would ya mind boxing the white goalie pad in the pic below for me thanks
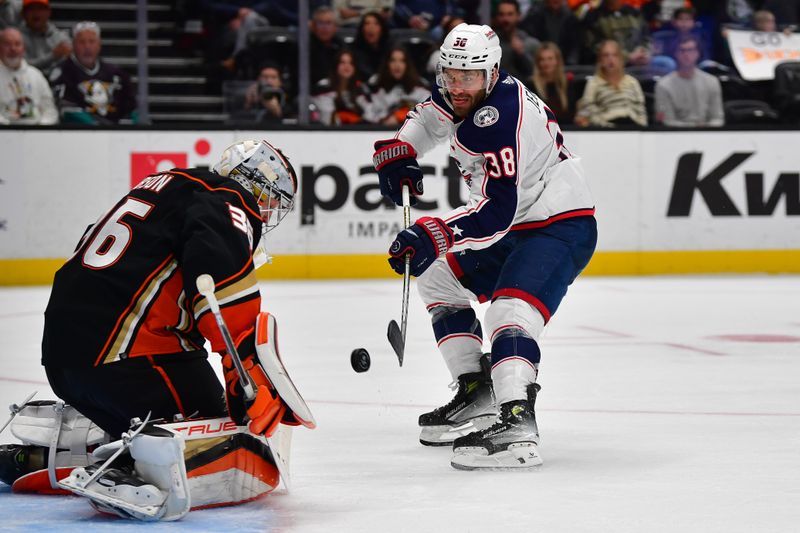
[11,400,107,452]
[162,417,289,504]
[6,397,108,491]
[59,423,190,522]
[255,311,316,429]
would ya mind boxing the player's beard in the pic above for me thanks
[450,89,486,118]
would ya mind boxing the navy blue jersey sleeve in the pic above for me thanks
[444,77,523,250]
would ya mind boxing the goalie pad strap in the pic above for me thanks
[47,401,64,489]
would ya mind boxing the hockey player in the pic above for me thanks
[0,139,315,519]
[373,24,597,470]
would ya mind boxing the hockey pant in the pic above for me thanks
[418,260,542,405]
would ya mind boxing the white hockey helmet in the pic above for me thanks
[436,23,502,94]
[214,139,297,235]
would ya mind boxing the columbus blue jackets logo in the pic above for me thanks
[474,106,499,128]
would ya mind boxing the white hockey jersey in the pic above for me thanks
[396,71,594,252]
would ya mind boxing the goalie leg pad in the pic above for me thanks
[59,423,190,522]
[3,398,108,493]
[255,312,316,429]
[160,417,283,509]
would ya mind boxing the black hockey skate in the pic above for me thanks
[65,461,166,519]
[0,444,47,486]
[418,357,497,446]
[450,384,543,470]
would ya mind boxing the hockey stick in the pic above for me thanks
[0,390,37,436]
[387,185,412,366]
[195,274,292,492]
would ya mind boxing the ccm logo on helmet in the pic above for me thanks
[453,37,468,48]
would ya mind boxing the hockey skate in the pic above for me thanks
[450,384,543,470]
[418,358,497,446]
[66,462,167,520]
[0,444,46,486]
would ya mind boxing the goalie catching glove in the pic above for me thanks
[373,139,424,206]
[223,312,315,437]
[388,216,454,277]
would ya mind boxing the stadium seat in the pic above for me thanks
[773,62,800,124]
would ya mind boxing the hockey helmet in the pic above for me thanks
[214,140,297,234]
[436,23,502,94]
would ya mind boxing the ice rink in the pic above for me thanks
[1,276,799,533]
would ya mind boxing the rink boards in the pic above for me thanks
[1,129,798,284]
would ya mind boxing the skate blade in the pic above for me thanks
[59,473,164,521]
[419,416,497,446]
[450,443,543,471]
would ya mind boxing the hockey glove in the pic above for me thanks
[223,352,292,437]
[373,139,424,206]
[388,216,454,277]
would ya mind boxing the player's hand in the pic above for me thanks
[388,217,453,277]
[223,353,295,437]
[373,139,423,206]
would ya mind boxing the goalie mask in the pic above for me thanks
[436,23,502,97]
[214,140,297,235]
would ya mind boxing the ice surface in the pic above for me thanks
[1,277,799,533]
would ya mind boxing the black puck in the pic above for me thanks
[351,348,371,373]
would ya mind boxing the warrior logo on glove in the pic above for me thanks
[373,139,424,206]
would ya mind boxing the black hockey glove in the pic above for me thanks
[373,139,424,206]
[388,217,454,277]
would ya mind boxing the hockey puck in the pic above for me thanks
[351,348,371,373]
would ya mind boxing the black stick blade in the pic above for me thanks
[387,320,404,367]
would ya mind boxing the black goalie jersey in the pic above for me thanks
[42,168,263,368]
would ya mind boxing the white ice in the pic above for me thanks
[1,276,799,533]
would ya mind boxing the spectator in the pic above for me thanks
[352,11,391,80]
[575,39,648,127]
[763,0,800,27]
[0,27,57,124]
[581,0,651,66]
[394,0,450,31]
[521,0,581,64]
[311,49,371,125]
[651,7,713,69]
[196,1,270,73]
[310,5,345,85]
[49,22,136,124]
[1,0,21,29]
[654,34,723,126]
[527,41,575,124]
[240,62,295,124]
[365,45,430,124]
[752,9,782,33]
[333,0,394,27]
[19,0,69,75]
[492,0,540,80]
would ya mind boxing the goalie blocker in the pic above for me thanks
[1,312,314,521]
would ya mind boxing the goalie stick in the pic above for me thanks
[195,274,292,492]
[387,185,411,366]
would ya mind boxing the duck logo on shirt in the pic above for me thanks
[78,77,121,117]
[474,105,499,128]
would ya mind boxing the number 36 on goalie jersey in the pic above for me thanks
[43,168,265,368]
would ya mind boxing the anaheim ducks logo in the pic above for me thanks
[474,106,499,128]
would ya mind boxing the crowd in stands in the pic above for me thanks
[0,0,135,125]
[2,0,800,127]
